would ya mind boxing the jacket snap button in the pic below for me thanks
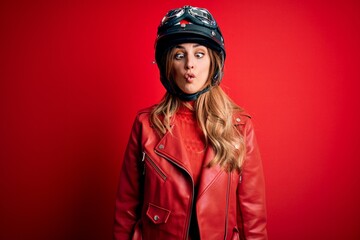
[158,144,164,149]
[153,215,160,221]
[236,117,241,122]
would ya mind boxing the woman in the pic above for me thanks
[114,5,268,240]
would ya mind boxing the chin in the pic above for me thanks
[181,87,200,94]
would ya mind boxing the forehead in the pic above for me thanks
[174,43,207,49]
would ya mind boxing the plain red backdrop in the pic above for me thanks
[1,0,360,239]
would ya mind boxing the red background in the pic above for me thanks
[1,0,360,239]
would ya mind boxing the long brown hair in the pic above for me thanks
[150,46,245,172]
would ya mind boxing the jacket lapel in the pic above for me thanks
[196,146,224,199]
[196,112,247,198]
[154,119,226,197]
[154,124,193,177]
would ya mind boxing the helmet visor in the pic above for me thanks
[160,6,217,29]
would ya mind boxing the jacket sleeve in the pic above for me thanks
[237,116,268,240]
[113,114,144,240]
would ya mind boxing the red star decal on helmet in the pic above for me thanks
[179,19,190,25]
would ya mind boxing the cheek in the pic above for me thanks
[201,61,211,77]
[172,64,182,78]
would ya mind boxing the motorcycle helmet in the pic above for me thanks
[155,5,226,100]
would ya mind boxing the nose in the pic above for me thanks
[185,55,194,69]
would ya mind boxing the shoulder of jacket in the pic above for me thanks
[135,104,157,123]
[233,109,252,126]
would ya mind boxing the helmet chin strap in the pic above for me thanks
[174,85,211,101]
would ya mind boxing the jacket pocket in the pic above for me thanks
[143,152,167,181]
[146,203,171,224]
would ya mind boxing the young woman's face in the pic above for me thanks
[171,43,211,95]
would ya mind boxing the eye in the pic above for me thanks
[174,52,185,60]
[195,52,205,58]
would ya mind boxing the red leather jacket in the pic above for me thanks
[114,107,268,240]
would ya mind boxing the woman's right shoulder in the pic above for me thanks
[134,104,158,123]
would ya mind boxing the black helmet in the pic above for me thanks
[155,6,226,100]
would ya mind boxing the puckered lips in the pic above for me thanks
[184,72,195,83]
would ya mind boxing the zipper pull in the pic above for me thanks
[141,152,146,175]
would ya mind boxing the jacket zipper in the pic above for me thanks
[143,152,167,180]
[224,173,231,240]
[155,149,194,240]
